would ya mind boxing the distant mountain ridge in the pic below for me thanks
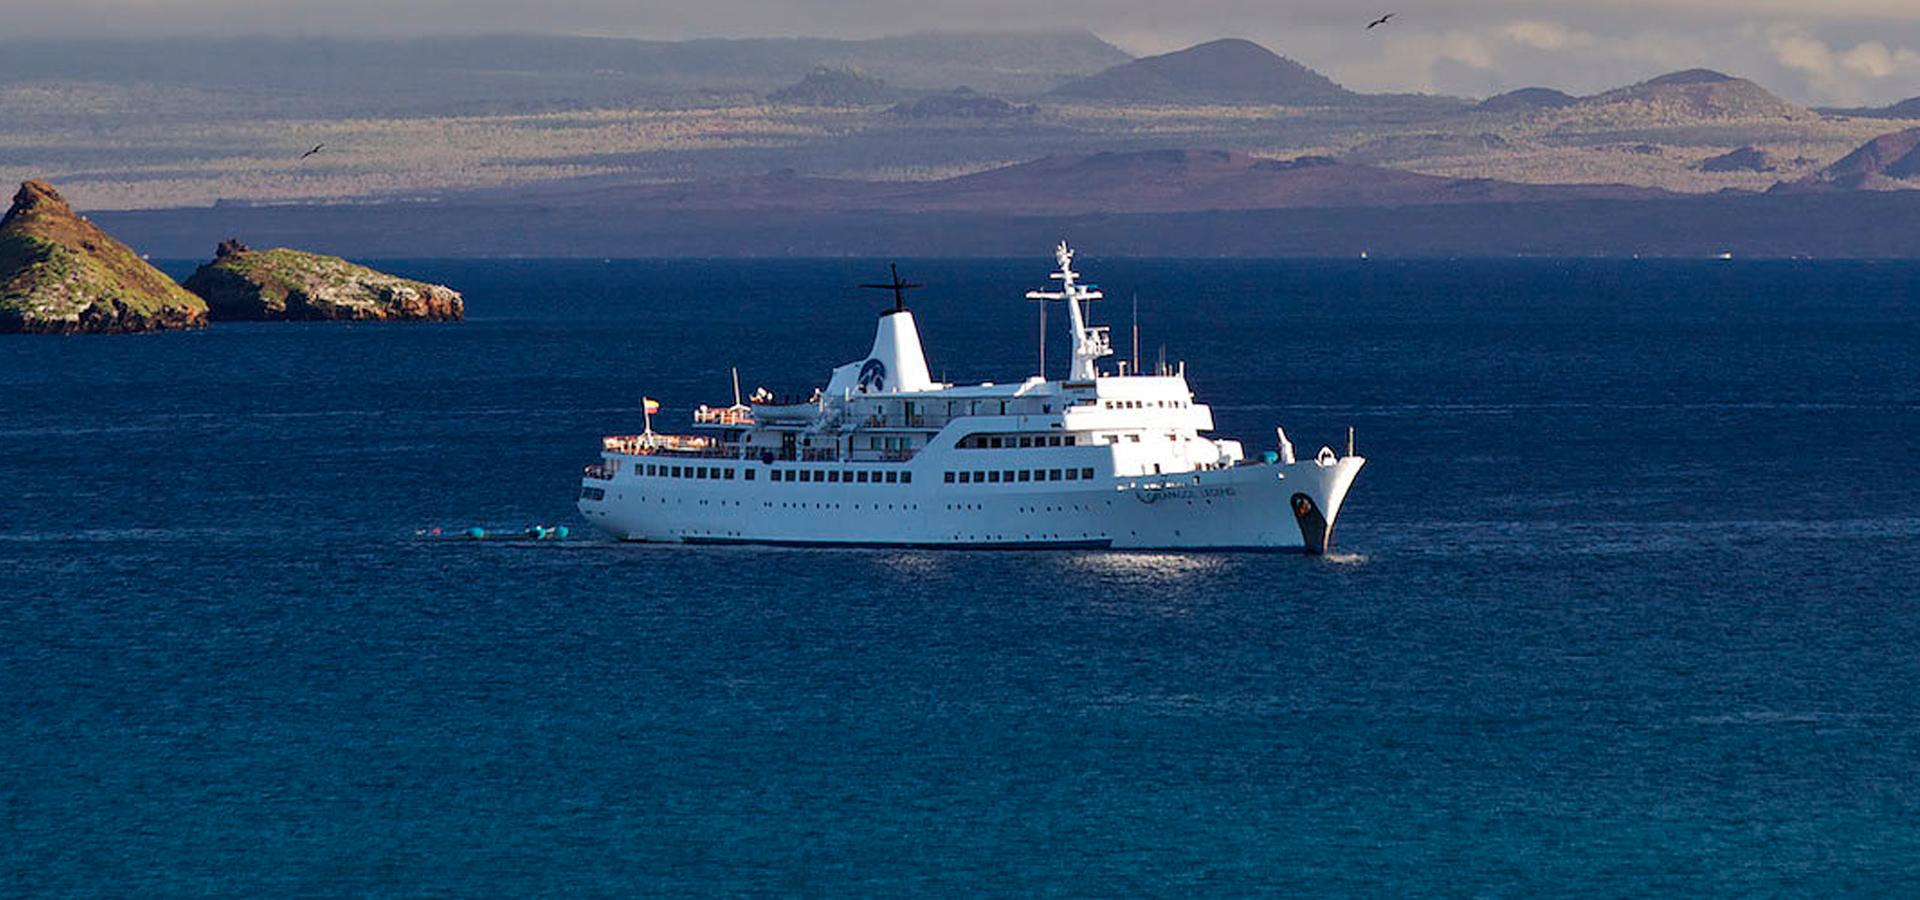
[1574,69,1807,120]
[495,147,1668,215]
[768,67,896,106]
[1477,88,1578,113]
[1473,69,1808,123]
[1775,127,1920,191]
[1818,97,1920,119]
[0,31,1131,115]
[1050,39,1354,105]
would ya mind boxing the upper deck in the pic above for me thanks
[597,243,1239,477]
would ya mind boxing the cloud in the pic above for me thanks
[1501,21,1592,52]
[1764,26,1920,103]
[1324,29,1501,95]
[1839,41,1920,78]
[1771,29,1838,77]
[1842,43,1897,77]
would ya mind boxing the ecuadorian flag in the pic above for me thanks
[643,398,661,414]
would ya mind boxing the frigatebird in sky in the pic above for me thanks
[1366,13,1395,29]
[300,143,325,160]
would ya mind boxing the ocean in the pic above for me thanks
[5,258,1919,894]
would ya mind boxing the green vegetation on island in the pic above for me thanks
[0,180,207,334]
[181,240,462,322]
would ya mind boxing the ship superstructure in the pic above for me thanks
[577,243,1364,552]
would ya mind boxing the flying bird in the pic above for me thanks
[1366,13,1395,29]
[299,143,325,160]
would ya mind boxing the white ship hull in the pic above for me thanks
[580,455,1363,552]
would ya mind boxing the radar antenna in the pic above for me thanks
[859,263,922,313]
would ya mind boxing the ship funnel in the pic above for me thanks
[862,309,935,393]
[828,308,937,396]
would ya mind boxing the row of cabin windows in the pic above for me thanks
[945,467,1096,484]
[959,434,1078,450]
[1104,399,1186,409]
[641,463,753,481]
[772,468,911,484]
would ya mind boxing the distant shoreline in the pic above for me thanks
[97,192,1920,260]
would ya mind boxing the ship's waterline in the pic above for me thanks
[579,243,1364,551]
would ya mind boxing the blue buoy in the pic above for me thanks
[1262,451,1279,464]
[467,527,486,539]
[555,526,570,540]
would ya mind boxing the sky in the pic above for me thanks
[9,0,1920,105]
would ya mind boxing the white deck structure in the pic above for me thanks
[578,244,1365,552]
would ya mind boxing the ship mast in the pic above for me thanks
[1025,241,1111,381]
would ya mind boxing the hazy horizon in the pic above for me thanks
[5,1,1919,105]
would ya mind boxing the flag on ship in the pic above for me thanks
[643,398,660,414]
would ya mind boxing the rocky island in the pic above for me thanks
[0,180,208,334]
[182,240,462,322]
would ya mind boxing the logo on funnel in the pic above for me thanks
[858,358,887,392]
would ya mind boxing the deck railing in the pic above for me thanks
[693,405,755,426]
[602,433,716,455]
[600,435,923,465]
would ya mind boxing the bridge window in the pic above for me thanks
[945,472,955,483]
[1082,467,1094,479]
[744,469,755,481]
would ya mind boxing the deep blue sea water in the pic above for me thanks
[4,258,1919,895]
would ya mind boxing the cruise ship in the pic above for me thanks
[577,243,1365,552]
